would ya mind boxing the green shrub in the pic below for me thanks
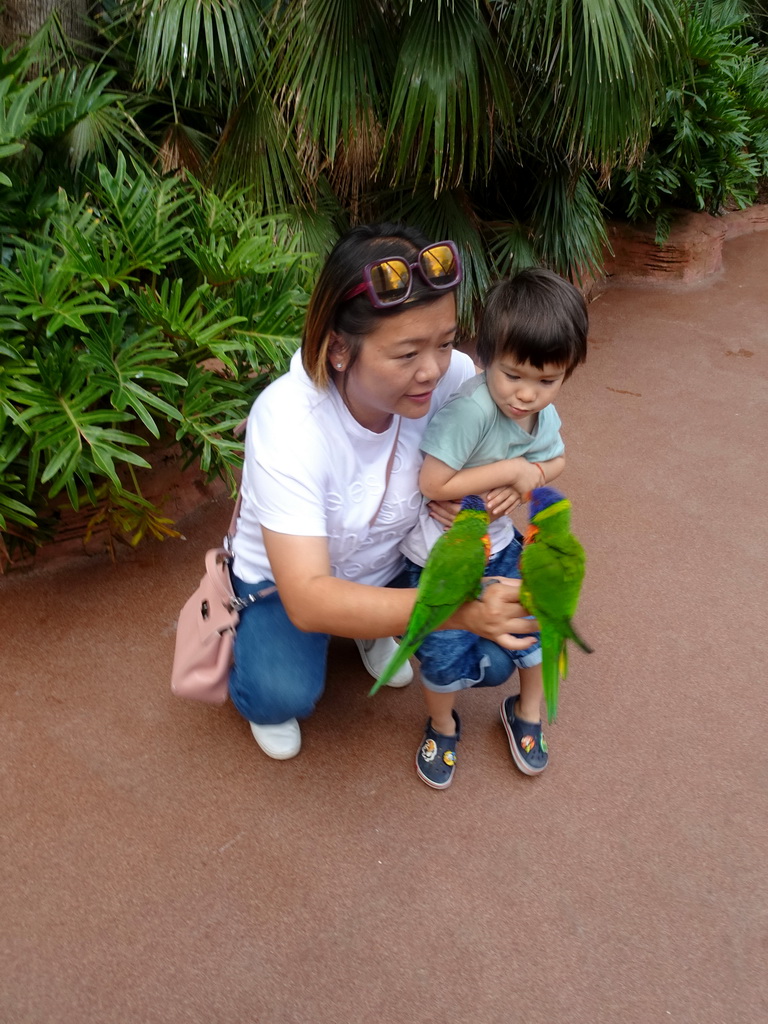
[610,0,768,240]
[0,42,312,565]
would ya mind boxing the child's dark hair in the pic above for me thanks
[475,268,588,378]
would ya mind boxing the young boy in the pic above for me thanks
[399,267,588,789]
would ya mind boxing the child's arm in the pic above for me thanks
[420,453,565,504]
[486,455,565,514]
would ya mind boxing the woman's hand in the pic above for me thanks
[447,576,539,651]
[485,460,543,517]
[485,485,524,518]
[426,498,461,529]
[428,492,522,525]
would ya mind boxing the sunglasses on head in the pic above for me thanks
[342,241,462,308]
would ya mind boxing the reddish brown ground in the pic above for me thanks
[1,232,766,1024]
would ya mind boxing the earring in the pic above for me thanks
[336,362,344,369]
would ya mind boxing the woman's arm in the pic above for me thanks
[262,528,537,651]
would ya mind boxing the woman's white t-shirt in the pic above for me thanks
[231,349,475,587]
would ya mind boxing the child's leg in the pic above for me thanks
[415,628,520,789]
[416,684,461,790]
[500,662,548,776]
[517,663,543,723]
[422,686,458,736]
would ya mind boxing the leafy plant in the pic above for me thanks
[610,0,768,238]
[109,0,686,296]
[4,1,768,565]
[0,37,312,565]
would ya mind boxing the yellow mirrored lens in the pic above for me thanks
[420,245,456,283]
[369,259,410,301]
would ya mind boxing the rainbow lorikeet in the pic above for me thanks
[369,494,491,696]
[519,485,593,723]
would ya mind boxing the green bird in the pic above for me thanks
[369,494,491,696]
[519,485,593,723]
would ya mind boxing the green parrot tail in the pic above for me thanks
[543,671,559,724]
[368,641,416,697]
[566,619,594,655]
[540,627,562,724]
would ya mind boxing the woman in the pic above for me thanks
[229,223,537,759]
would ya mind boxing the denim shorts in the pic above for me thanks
[402,530,541,693]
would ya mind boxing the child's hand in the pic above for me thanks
[485,486,524,518]
[502,459,547,506]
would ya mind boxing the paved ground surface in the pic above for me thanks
[1,232,766,1024]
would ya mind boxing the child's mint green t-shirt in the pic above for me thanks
[400,373,565,566]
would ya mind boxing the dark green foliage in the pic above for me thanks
[115,0,689,292]
[3,1,768,562]
[610,1,768,240]
[0,34,311,563]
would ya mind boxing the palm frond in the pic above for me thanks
[502,0,684,172]
[271,0,394,197]
[133,0,270,108]
[7,11,77,72]
[156,121,212,177]
[529,169,608,282]
[486,219,539,278]
[383,0,515,193]
[209,84,305,210]
[284,178,349,268]
[0,73,42,187]
[18,63,151,180]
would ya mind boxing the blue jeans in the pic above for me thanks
[228,568,412,726]
[228,575,329,725]
[402,531,541,694]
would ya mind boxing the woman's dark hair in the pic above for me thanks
[302,222,459,387]
[475,268,588,378]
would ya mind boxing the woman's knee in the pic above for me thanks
[228,588,329,724]
[229,661,323,724]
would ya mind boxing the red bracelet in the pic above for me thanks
[533,462,545,484]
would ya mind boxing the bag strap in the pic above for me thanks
[368,417,401,528]
[226,493,242,543]
[212,420,280,609]
[224,417,248,549]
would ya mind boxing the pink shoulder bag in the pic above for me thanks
[170,495,273,705]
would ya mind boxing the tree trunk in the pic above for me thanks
[0,0,90,48]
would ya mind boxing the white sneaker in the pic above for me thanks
[249,718,301,759]
[354,637,414,688]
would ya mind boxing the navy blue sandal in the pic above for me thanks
[416,711,461,789]
[500,696,548,775]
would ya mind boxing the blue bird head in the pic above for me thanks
[529,486,566,518]
[460,494,486,512]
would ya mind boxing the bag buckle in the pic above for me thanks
[230,585,277,612]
